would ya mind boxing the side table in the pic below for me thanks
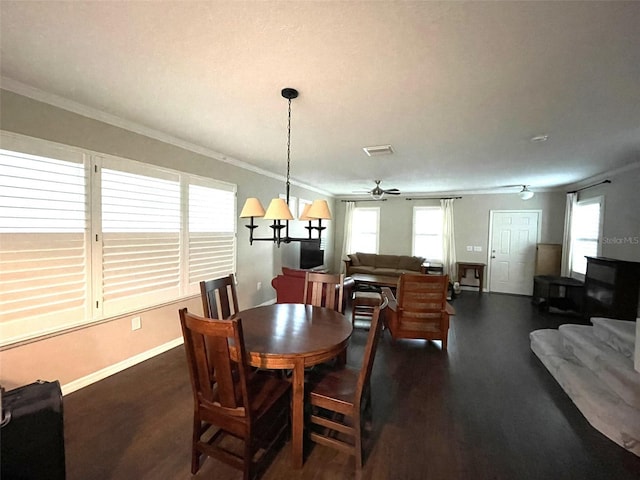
[457,262,486,293]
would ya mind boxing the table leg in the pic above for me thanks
[291,358,305,469]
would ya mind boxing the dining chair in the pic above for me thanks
[200,273,239,320]
[303,272,345,313]
[306,295,388,476]
[381,273,453,350]
[178,308,291,480]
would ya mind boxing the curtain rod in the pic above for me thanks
[568,179,611,194]
[340,198,387,202]
[405,196,462,200]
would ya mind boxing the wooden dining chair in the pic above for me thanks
[200,273,239,320]
[306,296,388,476]
[303,272,345,313]
[178,308,291,480]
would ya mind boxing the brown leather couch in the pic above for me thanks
[271,267,354,312]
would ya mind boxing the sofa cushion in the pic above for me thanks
[375,255,400,269]
[348,253,361,266]
[357,252,377,267]
[375,267,403,276]
[398,255,425,270]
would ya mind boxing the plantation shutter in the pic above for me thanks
[100,157,181,316]
[187,179,236,294]
[0,144,89,345]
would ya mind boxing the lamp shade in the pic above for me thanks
[299,203,312,221]
[306,199,332,220]
[264,198,294,220]
[239,197,266,218]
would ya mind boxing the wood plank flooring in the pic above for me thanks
[63,292,640,479]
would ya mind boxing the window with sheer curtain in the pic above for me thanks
[413,206,443,261]
[570,197,603,276]
[0,132,236,346]
[349,207,379,253]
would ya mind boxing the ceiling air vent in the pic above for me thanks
[363,144,394,156]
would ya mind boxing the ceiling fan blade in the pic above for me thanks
[384,190,401,195]
[383,188,400,192]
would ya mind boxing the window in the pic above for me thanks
[413,206,443,261]
[570,197,603,276]
[349,207,379,253]
[0,132,236,346]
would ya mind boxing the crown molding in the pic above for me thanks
[0,76,332,197]
[562,159,640,192]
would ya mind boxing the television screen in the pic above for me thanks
[300,242,324,269]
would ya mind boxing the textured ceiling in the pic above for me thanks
[1,1,639,197]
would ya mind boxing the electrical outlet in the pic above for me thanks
[131,316,141,331]
[474,246,482,252]
[256,281,262,291]
[466,246,473,251]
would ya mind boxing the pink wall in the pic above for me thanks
[0,297,202,392]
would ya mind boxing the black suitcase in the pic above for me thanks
[1,380,66,480]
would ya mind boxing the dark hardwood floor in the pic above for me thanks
[63,292,640,479]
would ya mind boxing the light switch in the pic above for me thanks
[474,246,482,252]
[466,246,473,251]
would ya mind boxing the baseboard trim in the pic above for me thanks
[61,337,184,396]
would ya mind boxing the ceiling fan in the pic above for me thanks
[356,180,401,200]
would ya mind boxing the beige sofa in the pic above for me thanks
[344,252,426,277]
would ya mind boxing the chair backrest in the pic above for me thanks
[303,272,345,313]
[179,308,251,419]
[356,295,388,406]
[200,274,239,319]
[396,274,449,321]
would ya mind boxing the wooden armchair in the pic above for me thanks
[381,274,454,350]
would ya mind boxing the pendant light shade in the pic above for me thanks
[239,197,266,218]
[306,199,332,220]
[299,203,312,221]
[264,198,294,220]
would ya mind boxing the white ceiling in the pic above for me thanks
[1,1,639,197]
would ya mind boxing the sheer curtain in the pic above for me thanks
[341,201,355,273]
[441,198,457,280]
[560,192,577,276]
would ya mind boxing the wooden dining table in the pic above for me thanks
[231,303,352,469]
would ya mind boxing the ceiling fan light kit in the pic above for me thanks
[518,185,535,200]
[239,88,331,246]
[367,180,401,200]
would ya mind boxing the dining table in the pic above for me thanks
[231,302,352,469]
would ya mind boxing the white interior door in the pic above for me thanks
[488,211,540,295]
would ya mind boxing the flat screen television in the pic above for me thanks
[299,242,324,270]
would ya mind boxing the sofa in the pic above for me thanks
[343,252,426,277]
[271,267,354,312]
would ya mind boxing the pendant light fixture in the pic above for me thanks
[239,88,331,245]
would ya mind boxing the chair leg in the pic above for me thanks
[191,416,201,474]
[354,414,363,472]
[243,439,253,480]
